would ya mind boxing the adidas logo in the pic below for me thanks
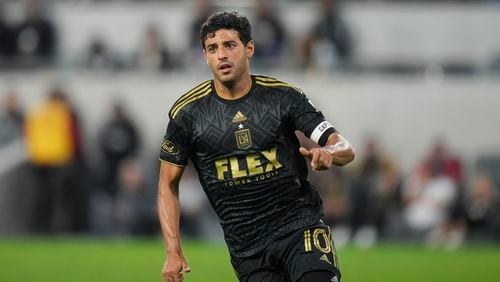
[320,254,332,265]
[232,111,247,123]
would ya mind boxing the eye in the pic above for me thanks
[226,43,235,49]
[207,46,216,53]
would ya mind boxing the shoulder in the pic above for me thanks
[169,79,213,120]
[253,75,304,95]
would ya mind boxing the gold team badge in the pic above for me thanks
[235,129,252,149]
[232,111,252,150]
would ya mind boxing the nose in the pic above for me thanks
[217,48,228,60]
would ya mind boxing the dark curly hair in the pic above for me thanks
[200,11,252,50]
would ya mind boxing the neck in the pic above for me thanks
[214,74,252,100]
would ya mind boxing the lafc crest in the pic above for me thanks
[233,111,252,149]
[235,129,252,149]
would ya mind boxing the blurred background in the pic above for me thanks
[0,0,499,278]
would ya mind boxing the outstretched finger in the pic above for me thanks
[299,147,310,158]
[310,149,321,170]
[317,152,325,168]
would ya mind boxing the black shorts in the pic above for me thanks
[230,222,341,282]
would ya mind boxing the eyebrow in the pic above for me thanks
[206,43,217,49]
[206,39,238,48]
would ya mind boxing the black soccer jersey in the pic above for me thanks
[160,75,336,257]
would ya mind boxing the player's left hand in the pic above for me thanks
[299,147,333,171]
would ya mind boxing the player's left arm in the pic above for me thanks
[300,131,355,170]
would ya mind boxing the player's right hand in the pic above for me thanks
[299,146,333,171]
[162,253,191,282]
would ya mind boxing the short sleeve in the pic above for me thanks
[289,91,336,147]
[159,119,191,166]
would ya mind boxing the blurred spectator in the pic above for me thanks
[189,0,215,50]
[402,157,459,243]
[317,167,350,227]
[372,160,405,239]
[133,24,174,72]
[185,0,216,71]
[112,158,157,236]
[476,155,500,193]
[300,0,353,71]
[349,138,402,245]
[251,0,286,69]
[53,88,89,232]
[465,172,500,240]
[14,0,57,67]
[0,91,30,235]
[25,91,74,173]
[98,101,141,197]
[422,139,467,246]
[423,139,465,187]
[0,3,16,67]
[24,90,78,232]
[0,91,24,147]
[84,36,122,71]
[0,90,27,179]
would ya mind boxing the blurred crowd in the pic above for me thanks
[308,137,500,248]
[3,0,498,75]
[0,0,356,72]
[0,0,499,248]
[2,0,500,74]
[1,84,500,248]
[0,89,158,236]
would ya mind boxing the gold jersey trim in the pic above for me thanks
[169,80,212,119]
[159,158,186,168]
[254,76,302,92]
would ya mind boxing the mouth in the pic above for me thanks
[219,63,232,73]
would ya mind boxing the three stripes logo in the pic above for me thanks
[232,111,247,123]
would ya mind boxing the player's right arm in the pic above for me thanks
[158,161,191,282]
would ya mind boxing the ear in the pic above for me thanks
[246,40,255,58]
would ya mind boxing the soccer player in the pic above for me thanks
[157,11,355,282]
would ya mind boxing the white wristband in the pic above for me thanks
[310,121,334,144]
